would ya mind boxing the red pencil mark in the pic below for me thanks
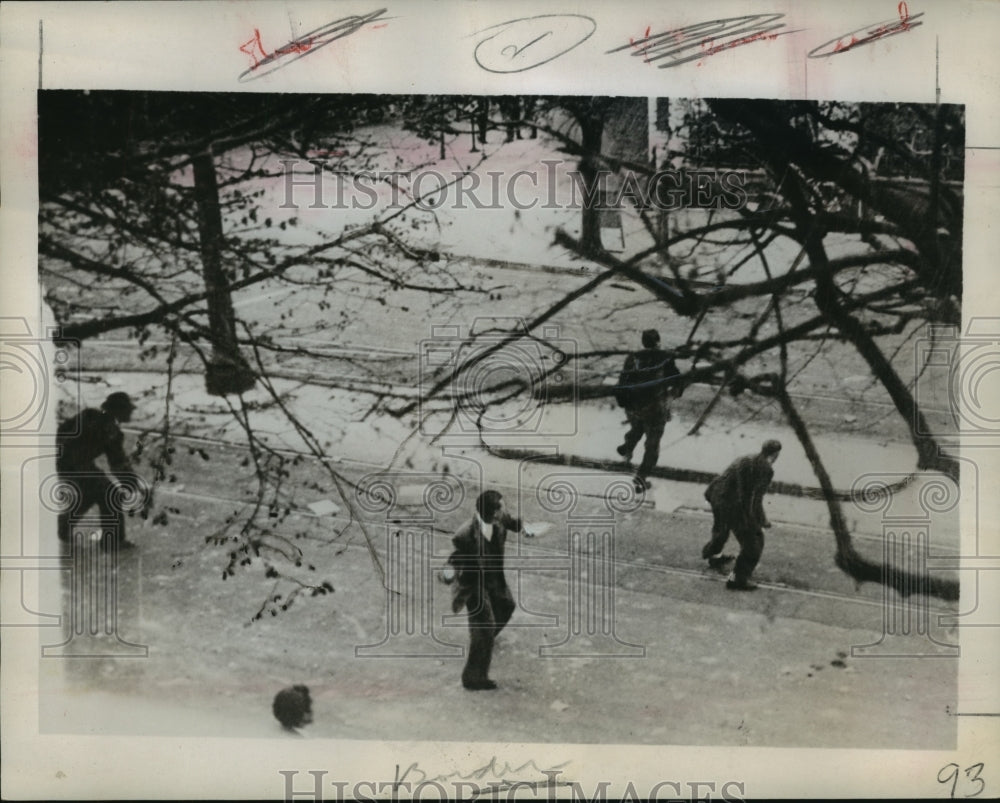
[237,9,390,81]
[865,3,916,40]
[610,14,800,69]
[832,34,862,53]
[700,29,782,58]
[239,28,315,69]
[629,26,654,63]
[238,29,269,69]
[808,3,924,59]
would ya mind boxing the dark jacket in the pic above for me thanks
[615,348,680,409]
[449,512,522,615]
[56,408,132,477]
[704,453,774,530]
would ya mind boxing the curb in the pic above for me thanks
[484,444,917,502]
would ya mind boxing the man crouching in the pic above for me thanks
[702,439,782,591]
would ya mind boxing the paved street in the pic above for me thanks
[33,130,965,751]
[37,368,961,748]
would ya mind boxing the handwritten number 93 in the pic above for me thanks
[938,763,986,798]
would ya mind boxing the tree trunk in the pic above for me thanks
[795,222,961,483]
[813,275,959,482]
[578,113,605,256]
[777,388,958,601]
[191,147,256,396]
[476,99,489,146]
[656,97,670,248]
[707,101,960,483]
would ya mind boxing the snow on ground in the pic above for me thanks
[222,120,882,285]
[29,119,963,753]
[61,367,960,547]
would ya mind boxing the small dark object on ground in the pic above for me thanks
[273,684,313,732]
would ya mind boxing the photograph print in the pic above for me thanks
[35,90,963,752]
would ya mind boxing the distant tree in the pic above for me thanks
[416,97,963,601]
[38,91,486,611]
[40,93,963,606]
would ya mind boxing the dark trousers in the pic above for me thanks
[462,584,515,685]
[732,527,764,583]
[622,404,669,478]
[56,469,126,548]
[701,508,764,583]
[701,507,733,559]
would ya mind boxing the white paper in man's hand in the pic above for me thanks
[522,522,551,538]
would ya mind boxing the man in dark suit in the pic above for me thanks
[56,391,146,551]
[701,439,782,590]
[448,489,527,690]
[615,329,681,492]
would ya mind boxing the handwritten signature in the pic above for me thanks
[392,757,572,794]
[608,13,802,68]
[808,2,924,58]
[238,9,390,82]
[473,14,596,73]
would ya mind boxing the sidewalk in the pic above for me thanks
[493,401,958,543]
[33,370,960,757]
[65,367,959,545]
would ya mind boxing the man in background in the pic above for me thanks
[56,391,146,551]
[615,329,681,492]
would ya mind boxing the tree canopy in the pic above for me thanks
[39,92,962,606]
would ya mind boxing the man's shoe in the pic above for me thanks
[616,444,633,461]
[633,476,651,492]
[462,679,498,691]
[707,554,734,570]
[726,578,758,591]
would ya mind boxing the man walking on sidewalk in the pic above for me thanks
[448,490,530,690]
[56,391,148,552]
[701,439,782,591]
[615,329,681,493]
